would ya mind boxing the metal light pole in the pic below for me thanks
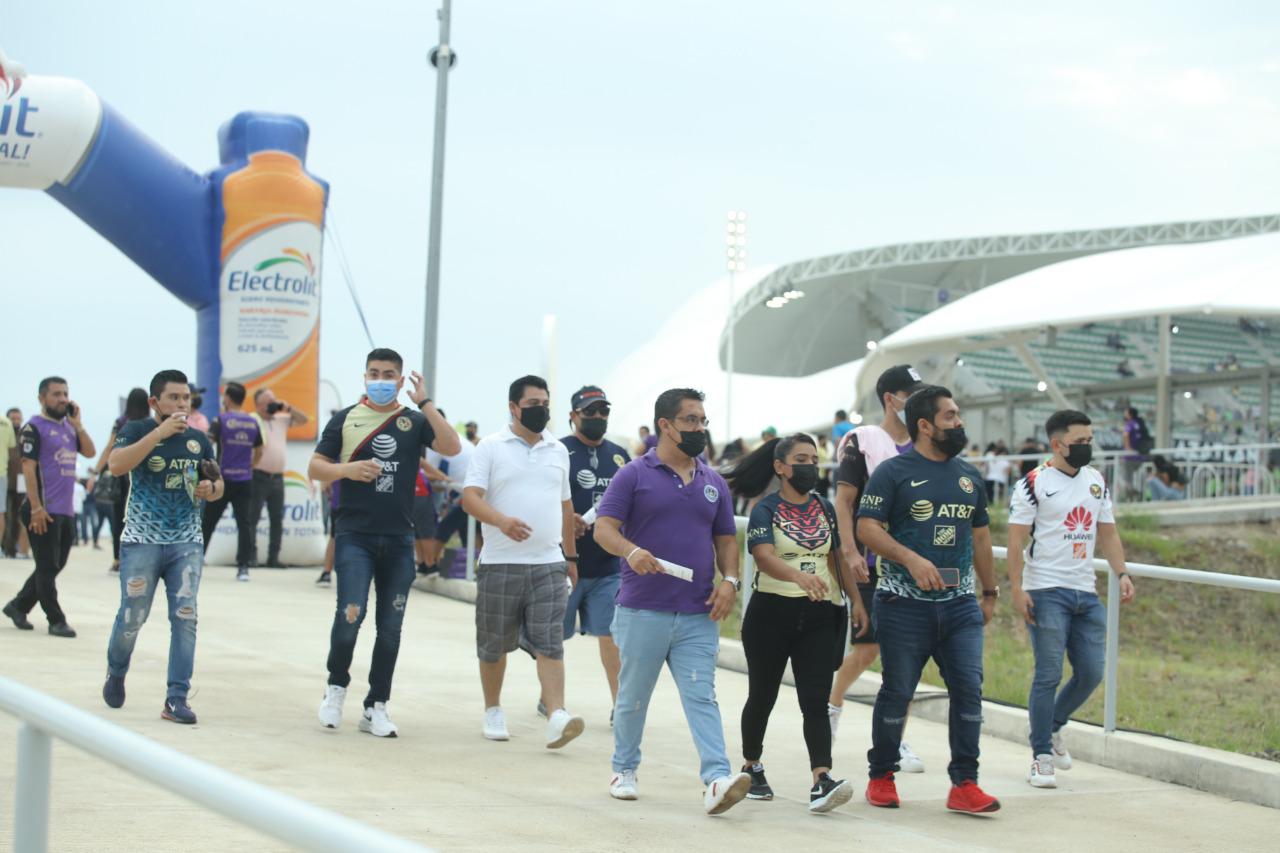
[725,211,747,444]
[421,0,456,394]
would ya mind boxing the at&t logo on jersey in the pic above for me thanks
[575,469,612,491]
[371,434,397,459]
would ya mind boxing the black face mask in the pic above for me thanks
[673,428,707,458]
[519,405,550,434]
[1065,443,1093,469]
[931,426,968,459]
[579,418,608,442]
[786,463,820,493]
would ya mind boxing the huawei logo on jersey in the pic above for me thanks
[1064,506,1093,532]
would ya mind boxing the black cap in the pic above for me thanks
[571,385,609,411]
[875,365,925,400]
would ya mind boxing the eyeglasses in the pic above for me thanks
[580,404,611,417]
[671,415,710,428]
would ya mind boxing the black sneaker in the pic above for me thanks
[48,622,77,638]
[3,601,33,630]
[315,570,331,586]
[744,763,774,800]
[237,567,250,582]
[162,696,197,724]
[103,675,126,709]
[809,772,853,814]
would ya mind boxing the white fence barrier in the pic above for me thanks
[0,676,431,853]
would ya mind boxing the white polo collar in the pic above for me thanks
[500,424,556,449]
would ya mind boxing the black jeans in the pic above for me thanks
[2,490,21,555]
[740,592,845,770]
[202,478,255,567]
[110,482,128,561]
[250,471,284,564]
[11,511,75,625]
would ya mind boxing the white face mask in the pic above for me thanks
[893,395,909,425]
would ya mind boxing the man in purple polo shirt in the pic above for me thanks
[594,388,751,816]
[202,381,263,581]
[3,377,96,637]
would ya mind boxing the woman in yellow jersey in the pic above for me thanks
[727,434,868,814]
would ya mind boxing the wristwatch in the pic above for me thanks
[722,576,741,591]
[564,555,579,563]
[982,587,1000,599]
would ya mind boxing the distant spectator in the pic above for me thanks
[1018,437,1044,478]
[1117,359,1134,378]
[984,448,1011,505]
[3,407,25,558]
[718,438,746,465]
[638,425,657,456]
[186,391,210,434]
[1105,333,1125,351]
[465,421,479,445]
[1145,459,1185,502]
[832,410,854,443]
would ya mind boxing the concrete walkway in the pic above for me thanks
[0,549,1274,852]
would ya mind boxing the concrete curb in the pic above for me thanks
[416,578,1279,810]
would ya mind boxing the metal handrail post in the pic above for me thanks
[465,512,476,581]
[1103,569,1121,734]
[14,722,51,853]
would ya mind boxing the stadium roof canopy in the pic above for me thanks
[721,214,1280,378]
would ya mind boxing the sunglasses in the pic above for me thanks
[580,404,611,417]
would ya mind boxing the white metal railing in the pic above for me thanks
[0,676,431,853]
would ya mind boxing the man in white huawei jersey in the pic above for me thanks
[1007,410,1136,789]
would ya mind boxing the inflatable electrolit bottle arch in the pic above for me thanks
[0,49,327,564]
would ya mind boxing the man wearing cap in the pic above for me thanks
[541,386,630,720]
[828,365,931,774]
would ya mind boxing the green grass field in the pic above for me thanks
[722,510,1280,759]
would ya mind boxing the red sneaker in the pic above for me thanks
[865,773,900,808]
[947,780,1000,814]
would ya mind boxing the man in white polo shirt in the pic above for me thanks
[463,375,585,750]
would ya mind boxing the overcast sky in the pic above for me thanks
[2,1,1277,446]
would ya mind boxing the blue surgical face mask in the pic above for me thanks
[366,380,399,406]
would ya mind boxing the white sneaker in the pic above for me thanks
[1028,753,1057,788]
[483,706,510,741]
[828,702,842,743]
[1051,730,1073,770]
[704,772,751,815]
[318,685,346,729]
[898,742,925,773]
[358,702,398,738]
[546,708,585,749]
[610,769,638,800]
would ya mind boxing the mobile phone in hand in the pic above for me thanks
[938,567,961,588]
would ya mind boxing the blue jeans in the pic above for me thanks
[869,592,986,784]
[611,606,731,784]
[1026,587,1106,757]
[326,532,416,706]
[106,542,203,698]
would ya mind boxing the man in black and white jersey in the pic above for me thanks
[1007,410,1136,789]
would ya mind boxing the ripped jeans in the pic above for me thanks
[868,591,986,784]
[107,542,204,699]
[326,532,416,707]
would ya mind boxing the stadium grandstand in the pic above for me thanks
[718,214,1280,454]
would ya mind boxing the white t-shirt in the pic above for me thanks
[73,481,86,514]
[465,426,570,565]
[1009,463,1115,592]
[427,440,474,494]
[986,456,1011,484]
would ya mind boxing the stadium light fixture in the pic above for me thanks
[1183,390,1193,399]
[1171,323,1180,334]
[851,413,864,425]
[1036,380,1048,392]
[955,357,965,367]
[866,340,878,351]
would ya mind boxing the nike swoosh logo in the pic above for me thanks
[1046,491,1059,497]
[911,479,928,487]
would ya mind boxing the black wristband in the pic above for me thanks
[417,399,433,410]
[564,555,579,562]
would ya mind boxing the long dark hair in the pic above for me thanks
[725,433,816,498]
[124,387,149,421]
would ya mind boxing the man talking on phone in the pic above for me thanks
[856,385,1000,814]
[3,377,96,637]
